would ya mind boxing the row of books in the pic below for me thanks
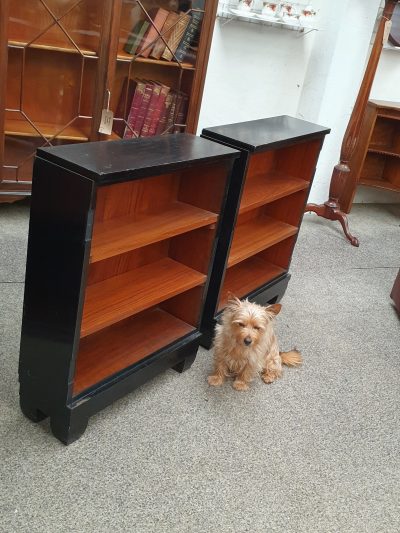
[123,8,202,63]
[113,78,188,139]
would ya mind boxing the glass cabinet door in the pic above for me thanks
[111,0,206,140]
[2,0,107,195]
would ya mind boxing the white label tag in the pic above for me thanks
[98,109,114,135]
[383,19,392,46]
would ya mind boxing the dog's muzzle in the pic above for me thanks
[244,337,252,346]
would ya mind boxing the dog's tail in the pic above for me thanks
[280,350,302,367]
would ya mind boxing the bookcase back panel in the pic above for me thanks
[87,241,169,285]
[274,139,321,182]
[361,153,386,181]
[371,117,400,150]
[262,190,308,227]
[9,0,105,54]
[169,226,216,274]
[160,286,204,327]
[257,236,297,270]
[386,158,400,187]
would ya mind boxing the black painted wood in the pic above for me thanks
[18,134,239,444]
[202,115,330,153]
[37,133,240,183]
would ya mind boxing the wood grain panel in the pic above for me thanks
[228,217,297,267]
[219,256,285,310]
[240,171,308,214]
[74,308,194,395]
[275,139,321,182]
[160,286,204,327]
[91,201,218,262]
[81,257,206,336]
[246,150,275,178]
[262,189,308,227]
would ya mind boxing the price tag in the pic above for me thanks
[383,19,392,46]
[98,89,113,135]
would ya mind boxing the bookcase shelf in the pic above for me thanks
[117,52,196,70]
[239,171,308,214]
[5,118,89,141]
[8,39,98,57]
[18,133,239,443]
[81,257,206,337]
[90,202,217,262]
[74,308,196,396]
[228,216,298,267]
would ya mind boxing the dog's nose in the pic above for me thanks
[244,337,252,346]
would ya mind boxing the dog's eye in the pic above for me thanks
[254,326,261,331]
[238,322,245,327]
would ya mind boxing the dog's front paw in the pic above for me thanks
[261,371,277,384]
[232,380,249,391]
[208,374,224,387]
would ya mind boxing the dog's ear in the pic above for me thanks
[265,303,282,316]
[226,294,241,311]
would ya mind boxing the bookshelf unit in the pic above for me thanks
[339,100,400,213]
[0,0,219,201]
[18,134,239,444]
[201,116,330,346]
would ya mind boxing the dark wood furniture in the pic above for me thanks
[200,116,330,347]
[391,269,400,314]
[18,134,239,444]
[339,100,400,212]
[0,0,218,201]
[305,0,398,246]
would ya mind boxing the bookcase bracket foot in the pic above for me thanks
[50,411,89,446]
[172,351,197,373]
[20,394,48,423]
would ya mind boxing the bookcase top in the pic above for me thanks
[202,116,330,153]
[37,134,240,183]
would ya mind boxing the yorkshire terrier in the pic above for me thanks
[208,297,302,391]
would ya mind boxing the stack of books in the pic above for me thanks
[123,9,203,64]
[113,78,189,139]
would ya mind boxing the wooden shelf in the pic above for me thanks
[218,256,285,310]
[8,39,97,56]
[90,202,218,263]
[81,257,206,337]
[240,171,308,214]
[74,308,194,395]
[359,177,400,192]
[117,51,195,70]
[5,118,89,141]
[368,146,400,158]
[228,216,297,267]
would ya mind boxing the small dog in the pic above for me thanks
[208,297,302,391]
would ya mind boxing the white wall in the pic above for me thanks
[198,0,400,205]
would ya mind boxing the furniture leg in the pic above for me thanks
[20,392,47,423]
[172,351,197,373]
[50,410,89,445]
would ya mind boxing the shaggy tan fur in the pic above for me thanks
[208,297,302,391]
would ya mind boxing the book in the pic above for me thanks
[140,83,162,137]
[123,79,146,139]
[148,84,170,136]
[128,81,154,137]
[155,91,174,135]
[112,78,137,137]
[150,12,179,60]
[174,11,203,63]
[164,90,179,132]
[123,20,143,54]
[136,8,169,58]
[173,92,188,133]
[161,13,191,61]
[124,20,150,55]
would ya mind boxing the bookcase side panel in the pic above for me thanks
[19,158,94,413]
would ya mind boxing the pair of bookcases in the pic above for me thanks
[19,116,329,444]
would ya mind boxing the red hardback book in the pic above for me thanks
[148,84,170,136]
[123,80,147,139]
[136,8,169,58]
[140,83,162,137]
[155,91,174,135]
[113,78,137,137]
[129,81,155,137]
[164,90,179,132]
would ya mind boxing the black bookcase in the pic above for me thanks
[200,116,330,347]
[18,134,239,444]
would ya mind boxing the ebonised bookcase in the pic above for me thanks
[18,134,239,444]
[201,116,330,347]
